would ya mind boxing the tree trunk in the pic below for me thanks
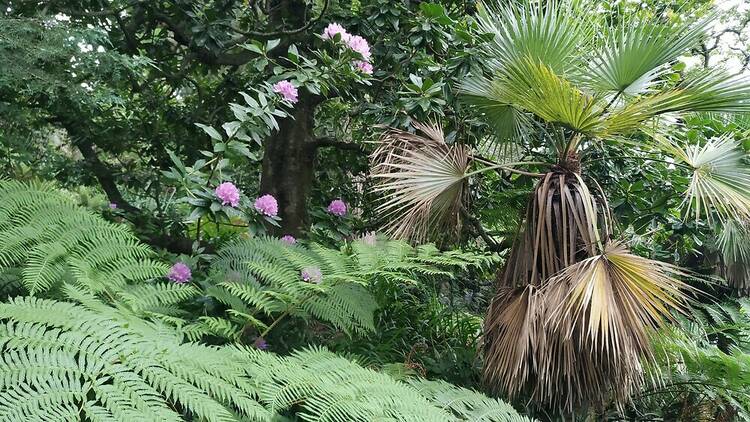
[260,91,317,236]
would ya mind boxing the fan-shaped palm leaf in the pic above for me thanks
[586,13,712,95]
[486,242,692,411]
[607,70,750,129]
[655,134,750,221]
[717,219,750,293]
[483,285,539,399]
[371,123,471,243]
[460,74,531,156]
[535,243,689,410]
[474,0,590,76]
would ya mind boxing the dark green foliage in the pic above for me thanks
[626,299,750,420]
[330,239,498,386]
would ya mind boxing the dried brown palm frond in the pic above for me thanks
[717,219,750,294]
[545,243,690,410]
[370,122,472,243]
[489,242,692,412]
[482,285,539,399]
[499,170,611,288]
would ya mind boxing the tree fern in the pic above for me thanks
[0,181,194,318]
[239,345,533,422]
[0,181,167,294]
[0,285,272,421]
[0,289,531,421]
[194,236,496,341]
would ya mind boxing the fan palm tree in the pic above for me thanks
[370,0,750,413]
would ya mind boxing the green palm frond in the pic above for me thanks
[606,71,750,131]
[371,122,471,243]
[466,1,750,143]
[655,134,750,221]
[460,74,531,153]
[499,59,608,136]
[474,0,590,76]
[586,13,712,95]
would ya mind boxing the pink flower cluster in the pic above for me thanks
[321,23,374,75]
[254,337,268,350]
[215,182,240,207]
[360,231,377,246]
[167,262,192,283]
[354,60,373,75]
[301,266,323,283]
[280,235,296,245]
[254,194,278,217]
[273,80,298,104]
[327,199,347,217]
[322,23,347,40]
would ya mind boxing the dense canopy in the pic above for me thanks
[2,0,750,420]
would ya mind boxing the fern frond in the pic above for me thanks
[0,181,172,299]
[0,291,273,421]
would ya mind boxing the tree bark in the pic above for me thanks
[260,91,318,236]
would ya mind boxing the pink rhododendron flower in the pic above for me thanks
[280,235,296,245]
[322,22,348,40]
[301,267,323,283]
[167,262,192,283]
[254,337,268,350]
[327,199,347,216]
[254,194,278,217]
[215,182,240,207]
[345,35,371,61]
[109,202,118,209]
[353,60,373,75]
[360,231,377,246]
[272,80,298,103]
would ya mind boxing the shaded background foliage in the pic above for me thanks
[2,0,750,421]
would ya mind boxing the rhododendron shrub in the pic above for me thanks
[215,182,241,207]
[254,194,279,217]
[273,80,299,104]
[321,22,375,77]
[327,199,347,217]
[167,262,192,283]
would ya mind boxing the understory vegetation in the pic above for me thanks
[2,0,750,421]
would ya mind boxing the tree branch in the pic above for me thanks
[231,0,329,39]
